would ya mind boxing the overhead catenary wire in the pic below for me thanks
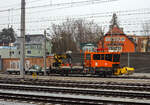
[0,0,118,13]
[25,0,119,10]
[0,0,48,10]
[0,0,149,36]
[0,7,150,21]
[0,1,149,19]
[0,16,149,26]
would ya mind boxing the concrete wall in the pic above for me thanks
[2,56,54,71]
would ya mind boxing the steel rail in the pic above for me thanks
[0,82,150,92]
[0,92,149,105]
[0,84,150,99]
[0,78,150,88]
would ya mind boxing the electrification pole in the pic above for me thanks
[128,52,130,67]
[43,30,47,75]
[20,0,25,78]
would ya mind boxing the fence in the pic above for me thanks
[120,53,150,73]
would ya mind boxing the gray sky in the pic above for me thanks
[0,0,150,36]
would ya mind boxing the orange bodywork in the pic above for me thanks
[84,52,120,68]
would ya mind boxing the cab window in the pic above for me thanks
[93,54,100,60]
[113,54,120,62]
[105,54,112,61]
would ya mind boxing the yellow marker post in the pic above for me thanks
[32,72,37,79]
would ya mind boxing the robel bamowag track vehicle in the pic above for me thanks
[50,49,134,77]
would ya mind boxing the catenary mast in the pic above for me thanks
[20,0,25,78]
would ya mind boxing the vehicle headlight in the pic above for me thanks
[95,62,98,66]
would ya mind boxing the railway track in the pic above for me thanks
[0,78,149,104]
[4,73,150,80]
[53,74,150,79]
[0,83,150,99]
[0,79,149,92]
[0,78,150,91]
[0,91,149,105]
[0,81,150,92]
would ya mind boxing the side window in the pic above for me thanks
[101,54,105,60]
[113,54,120,62]
[93,54,100,60]
[105,54,112,61]
[86,54,91,60]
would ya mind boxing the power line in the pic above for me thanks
[0,13,149,28]
[24,11,150,23]
[0,0,46,10]
[17,27,150,34]
[0,19,149,26]
[1,7,150,23]
[25,0,119,10]
[0,3,20,10]
[0,0,117,14]
[27,0,44,3]
[23,7,150,19]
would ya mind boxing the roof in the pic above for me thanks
[14,34,51,45]
[105,13,125,35]
[106,25,125,35]
[104,13,136,46]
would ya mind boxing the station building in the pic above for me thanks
[98,13,136,53]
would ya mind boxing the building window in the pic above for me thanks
[106,37,125,42]
[121,37,125,41]
[10,62,16,69]
[27,50,31,54]
[10,61,20,69]
[37,45,42,49]
[105,38,110,41]
[11,51,14,55]
[108,46,122,52]
[9,51,13,56]
[46,52,49,55]
[25,45,30,49]
[141,41,145,48]
[30,45,34,49]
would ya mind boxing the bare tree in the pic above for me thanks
[143,22,150,36]
[51,19,103,53]
[142,21,150,52]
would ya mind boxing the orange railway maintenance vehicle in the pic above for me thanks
[84,51,121,76]
[50,49,134,77]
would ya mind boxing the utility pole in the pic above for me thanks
[20,0,25,78]
[128,52,130,67]
[43,30,47,75]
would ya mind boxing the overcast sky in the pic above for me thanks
[0,0,150,36]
